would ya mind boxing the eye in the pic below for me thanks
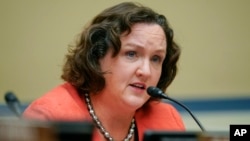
[151,55,162,63]
[125,51,137,59]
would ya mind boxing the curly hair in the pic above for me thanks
[61,2,180,94]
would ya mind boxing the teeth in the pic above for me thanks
[133,84,144,88]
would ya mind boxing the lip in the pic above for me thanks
[129,82,146,93]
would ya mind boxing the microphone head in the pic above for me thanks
[4,91,19,103]
[147,86,164,98]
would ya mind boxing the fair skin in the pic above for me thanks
[90,23,167,141]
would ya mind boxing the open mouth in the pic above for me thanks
[130,83,146,90]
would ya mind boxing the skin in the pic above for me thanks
[90,23,167,141]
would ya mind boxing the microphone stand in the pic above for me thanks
[4,92,22,118]
[147,86,206,132]
[161,94,205,132]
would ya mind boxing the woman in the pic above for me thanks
[23,2,185,141]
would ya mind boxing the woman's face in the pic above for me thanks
[99,23,167,110]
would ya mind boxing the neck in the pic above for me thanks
[85,93,135,141]
[90,92,136,122]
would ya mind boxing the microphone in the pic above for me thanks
[4,91,22,117]
[147,86,205,132]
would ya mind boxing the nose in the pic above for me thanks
[136,59,151,79]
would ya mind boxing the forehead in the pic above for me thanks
[120,23,167,49]
[130,23,166,37]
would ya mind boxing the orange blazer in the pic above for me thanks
[23,83,185,141]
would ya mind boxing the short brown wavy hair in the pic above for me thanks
[61,2,180,94]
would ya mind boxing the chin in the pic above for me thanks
[126,97,148,110]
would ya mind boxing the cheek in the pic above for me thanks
[99,58,111,72]
[102,62,127,83]
[153,69,162,83]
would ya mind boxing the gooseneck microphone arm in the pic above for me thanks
[147,86,205,132]
[4,92,22,117]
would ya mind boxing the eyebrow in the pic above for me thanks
[124,43,167,55]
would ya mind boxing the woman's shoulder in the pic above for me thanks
[22,83,90,121]
[25,83,78,109]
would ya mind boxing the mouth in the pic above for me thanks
[129,83,146,90]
